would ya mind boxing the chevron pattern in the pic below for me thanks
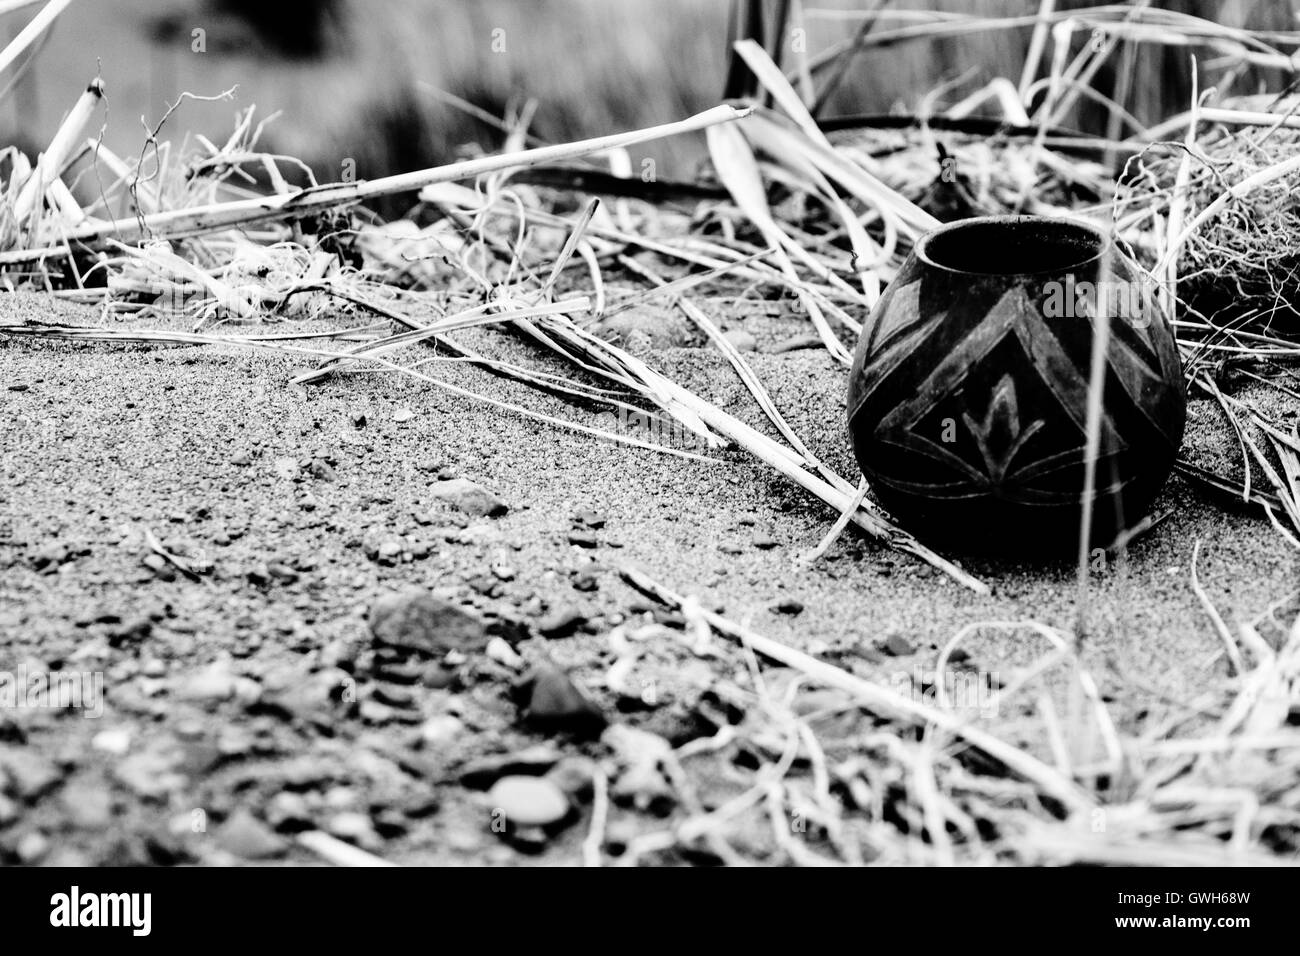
[847,258,1185,546]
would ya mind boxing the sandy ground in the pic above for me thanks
[0,289,1296,865]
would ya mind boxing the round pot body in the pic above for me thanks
[846,216,1186,554]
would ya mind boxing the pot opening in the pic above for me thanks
[919,217,1105,277]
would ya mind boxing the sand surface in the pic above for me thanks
[0,289,1295,864]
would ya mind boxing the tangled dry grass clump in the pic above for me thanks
[1118,93,1300,333]
[1,0,1300,864]
[610,570,1300,865]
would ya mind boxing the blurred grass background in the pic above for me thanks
[2,0,1295,186]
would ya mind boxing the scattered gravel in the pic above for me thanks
[0,290,1295,864]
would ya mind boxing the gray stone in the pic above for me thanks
[112,749,185,799]
[369,588,488,657]
[327,811,380,848]
[265,791,313,832]
[429,478,507,518]
[174,663,237,703]
[518,665,606,738]
[16,831,50,863]
[60,780,113,828]
[419,714,465,747]
[882,632,916,657]
[721,328,758,352]
[537,606,586,639]
[0,747,61,801]
[216,809,287,860]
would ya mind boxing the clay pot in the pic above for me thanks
[846,215,1185,554]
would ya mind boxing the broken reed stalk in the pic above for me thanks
[1072,247,1113,642]
[410,302,984,588]
[658,353,988,592]
[296,830,395,867]
[0,0,51,14]
[0,0,71,78]
[1140,105,1300,140]
[621,565,1091,813]
[625,562,1300,862]
[330,187,984,587]
[18,105,752,252]
[1018,0,1057,101]
[613,253,978,586]
[1189,539,1244,676]
[803,7,1300,75]
[706,120,853,363]
[0,321,722,462]
[12,78,104,229]
[1159,60,1198,318]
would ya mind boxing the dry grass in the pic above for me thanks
[605,566,1300,865]
[2,0,1300,865]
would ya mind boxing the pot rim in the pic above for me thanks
[914,214,1113,278]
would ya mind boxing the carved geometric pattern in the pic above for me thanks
[847,260,1186,544]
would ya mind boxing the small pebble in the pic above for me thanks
[721,328,758,352]
[216,809,287,860]
[881,632,916,657]
[517,665,606,738]
[266,562,299,584]
[0,748,61,800]
[429,478,507,518]
[307,459,336,481]
[485,637,524,670]
[16,831,50,864]
[573,510,606,529]
[486,775,570,828]
[141,553,174,580]
[174,663,237,702]
[419,714,465,747]
[327,811,379,848]
[265,792,313,832]
[537,607,585,638]
[91,727,133,755]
